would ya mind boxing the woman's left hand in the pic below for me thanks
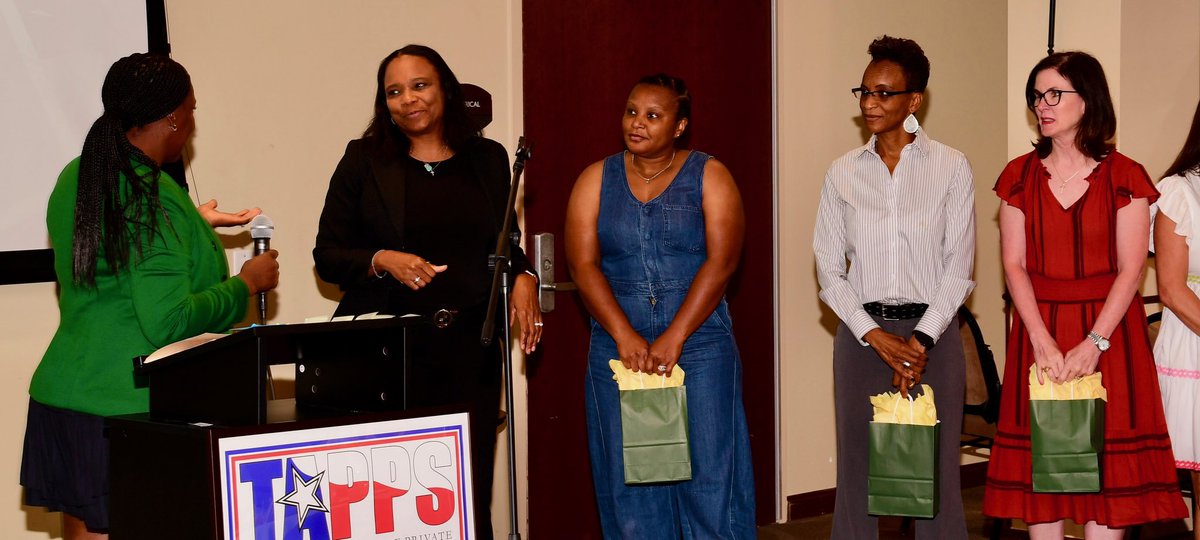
[198,199,261,227]
[509,273,543,354]
[648,333,685,377]
[1059,338,1101,382]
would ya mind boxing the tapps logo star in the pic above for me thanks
[276,466,329,525]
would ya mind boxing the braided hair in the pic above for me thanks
[73,53,191,286]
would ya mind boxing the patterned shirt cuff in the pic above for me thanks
[848,310,879,346]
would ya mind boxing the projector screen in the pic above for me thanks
[0,0,164,284]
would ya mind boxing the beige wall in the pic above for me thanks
[1121,0,1200,300]
[2,281,61,535]
[1120,1,1200,182]
[5,2,1200,537]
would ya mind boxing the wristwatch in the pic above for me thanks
[912,330,935,351]
[1087,331,1110,352]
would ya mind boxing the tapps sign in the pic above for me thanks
[218,413,474,540]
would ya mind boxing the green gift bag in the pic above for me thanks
[620,383,691,484]
[867,422,940,518]
[1030,397,1105,493]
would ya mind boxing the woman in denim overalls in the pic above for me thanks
[565,74,756,538]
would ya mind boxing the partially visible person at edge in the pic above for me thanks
[565,73,756,538]
[20,53,280,540]
[312,44,542,540]
[984,51,1189,539]
[813,35,976,539]
[1151,99,1200,540]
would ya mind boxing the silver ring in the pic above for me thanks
[534,322,544,327]
[413,276,422,284]
[902,361,911,368]
[656,365,667,373]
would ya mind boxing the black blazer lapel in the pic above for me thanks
[369,149,409,246]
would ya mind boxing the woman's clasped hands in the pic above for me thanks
[864,328,928,398]
[615,330,685,378]
[1032,332,1100,385]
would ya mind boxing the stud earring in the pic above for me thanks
[903,113,919,134]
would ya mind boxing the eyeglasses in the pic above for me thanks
[851,87,917,100]
[1028,88,1079,107]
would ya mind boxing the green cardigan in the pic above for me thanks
[30,158,250,416]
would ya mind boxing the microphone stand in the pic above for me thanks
[481,136,531,540]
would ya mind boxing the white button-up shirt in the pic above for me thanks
[813,128,977,343]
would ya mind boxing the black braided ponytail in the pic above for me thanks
[73,53,191,286]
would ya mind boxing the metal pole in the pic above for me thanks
[1047,0,1057,55]
[500,274,521,540]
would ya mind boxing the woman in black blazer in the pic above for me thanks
[313,44,541,540]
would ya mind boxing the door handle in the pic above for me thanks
[532,233,577,313]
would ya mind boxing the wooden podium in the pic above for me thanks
[106,317,479,540]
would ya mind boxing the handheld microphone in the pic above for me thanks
[249,215,274,323]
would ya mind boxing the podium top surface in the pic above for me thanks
[133,315,424,374]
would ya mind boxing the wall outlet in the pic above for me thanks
[231,247,252,275]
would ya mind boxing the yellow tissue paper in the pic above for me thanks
[609,359,685,390]
[1028,369,1107,401]
[870,384,939,426]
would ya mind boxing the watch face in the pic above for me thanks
[1098,339,1110,352]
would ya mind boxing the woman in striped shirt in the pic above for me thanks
[813,35,976,539]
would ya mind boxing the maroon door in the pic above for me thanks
[522,2,775,535]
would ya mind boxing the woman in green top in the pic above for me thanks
[20,53,279,539]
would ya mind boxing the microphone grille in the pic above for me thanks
[249,215,274,239]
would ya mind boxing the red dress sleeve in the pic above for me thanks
[1108,152,1160,208]
[993,152,1038,210]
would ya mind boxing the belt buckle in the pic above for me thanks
[878,303,898,321]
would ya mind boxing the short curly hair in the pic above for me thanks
[867,35,930,92]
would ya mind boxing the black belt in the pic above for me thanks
[863,302,928,320]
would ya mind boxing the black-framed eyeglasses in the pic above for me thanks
[851,87,917,100]
[1028,88,1079,107]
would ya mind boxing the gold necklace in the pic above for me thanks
[1050,157,1087,190]
[630,150,677,183]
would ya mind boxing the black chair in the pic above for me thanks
[903,306,1002,536]
[960,305,1001,451]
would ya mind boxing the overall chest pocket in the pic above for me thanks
[662,204,705,252]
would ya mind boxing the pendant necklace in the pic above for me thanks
[630,150,677,183]
[419,161,442,176]
[410,146,450,177]
[1050,157,1087,190]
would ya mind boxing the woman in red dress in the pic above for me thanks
[984,51,1189,538]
